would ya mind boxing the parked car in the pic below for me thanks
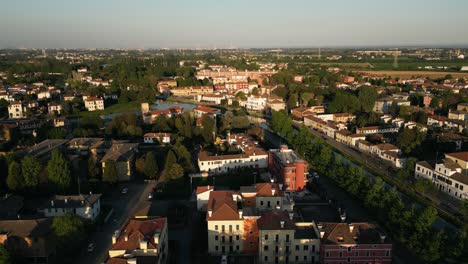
[87,243,96,252]
[121,188,129,194]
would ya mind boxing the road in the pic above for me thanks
[74,181,154,264]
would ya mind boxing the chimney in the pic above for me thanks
[208,210,213,217]
[154,233,160,244]
[348,224,354,233]
[317,224,323,230]
[271,188,276,196]
[270,178,275,183]
[288,212,294,220]
[279,183,283,190]
[51,200,54,206]
[280,221,285,229]
[124,235,128,241]
[65,198,68,204]
[320,231,325,239]
[239,210,243,219]
[380,234,386,243]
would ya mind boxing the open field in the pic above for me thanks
[356,70,468,79]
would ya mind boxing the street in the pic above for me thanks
[74,181,154,264]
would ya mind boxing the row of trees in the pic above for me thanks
[6,149,72,193]
[269,110,467,263]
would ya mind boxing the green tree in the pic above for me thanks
[144,152,159,179]
[201,116,215,144]
[21,155,41,189]
[164,150,177,171]
[358,86,379,112]
[152,115,171,132]
[103,160,118,184]
[52,214,85,253]
[164,163,184,181]
[397,128,426,155]
[47,149,72,192]
[365,178,385,209]
[88,155,100,180]
[7,161,23,191]
[0,244,12,264]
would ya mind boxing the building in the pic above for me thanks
[84,97,105,111]
[335,130,366,147]
[47,102,62,115]
[197,94,226,105]
[101,143,139,181]
[143,133,172,144]
[415,152,468,200]
[107,217,168,264]
[356,126,399,135]
[332,113,356,123]
[193,106,221,119]
[0,218,56,264]
[157,79,177,93]
[267,97,286,112]
[373,96,410,114]
[170,86,214,97]
[246,96,267,111]
[258,210,320,264]
[293,75,305,83]
[291,107,325,120]
[198,134,268,174]
[8,102,25,119]
[143,106,184,124]
[37,194,102,221]
[319,222,392,264]
[269,145,308,192]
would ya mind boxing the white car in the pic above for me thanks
[121,188,129,194]
[87,243,96,252]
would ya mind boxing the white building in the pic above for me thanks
[8,102,25,119]
[246,96,267,111]
[37,194,102,221]
[415,152,468,200]
[84,97,105,111]
[143,133,172,144]
[47,103,62,115]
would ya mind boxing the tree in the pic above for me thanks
[164,163,184,181]
[429,97,440,109]
[21,155,41,189]
[52,214,85,253]
[7,161,23,191]
[144,152,159,180]
[251,87,260,96]
[462,199,468,220]
[103,160,118,184]
[0,244,11,264]
[152,115,170,132]
[201,116,215,144]
[164,150,177,171]
[88,155,100,180]
[47,149,72,192]
[358,86,379,112]
[397,128,426,155]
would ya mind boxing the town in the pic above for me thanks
[0,47,468,264]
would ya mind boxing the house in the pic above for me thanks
[8,102,25,119]
[269,145,308,192]
[246,96,267,111]
[433,133,468,151]
[170,86,214,97]
[266,97,286,112]
[319,222,392,264]
[101,143,139,181]
[0,218,56,264]
[198,134,268,174]
[293,75,305,83]
[258,210,320,264]
[196,185,215,211]
[415,152,468,200]
[157,79,177,93]
[332,113,356,123]
[335,130,365,147]
[356,126,399,135]
[197,94,226,105]
[0,195,24,220]
[193,106,221,119]
[37,194,102,221]
[47,102,62,115]
[143,106,184,124]
[291,107,325,119]
[143,133,172,144]
[343,76,355,84]
[84,97,105,111]
[107,217,168,264]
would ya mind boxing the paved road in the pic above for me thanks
[75,181,154,264]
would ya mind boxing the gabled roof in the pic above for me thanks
[0,218,53,237]
[206,191,240,221]
[111,218,166,251]
[320,222,388,245]
[446,152,468,162]
[40,194,102,209]
[257,210,295,230]
[255,183,282,197]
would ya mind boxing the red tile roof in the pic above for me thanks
[446,152,468,162]
[257,210,295,230]
[110,218,166,251]
[206,191,240,221]
[320,222,388,245]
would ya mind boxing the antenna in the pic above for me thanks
[393,48,399,69]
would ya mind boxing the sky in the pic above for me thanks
[0,0,467,49]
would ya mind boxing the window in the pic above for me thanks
[215,236,218,241]
[215,225,218,230]
[326,252,330,257]
[229,225,232,232]
[312,245,315,252]
[286,234,290,242]
[339,252,342,257]
[236,235,240,240]
[264,256,268,261]
[265,235,268,240]
[386,250,390,257]
[264,245,269,251]
[366,251,370,256]
[304,256,307,261]
[215,246,218,251]
[304,245,309,251]
[222,225,225,232]
[296,245,300,251]
[348,247,351,252]
[295,256,299,261]
[261,201,264,206]
[236,225,239,230]
[275,234,279,242]
[347,257,350,263]
[236,245,239,251]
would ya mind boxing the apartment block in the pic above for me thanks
[269,145,308,192]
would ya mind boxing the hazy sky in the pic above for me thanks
[1,0,467,48]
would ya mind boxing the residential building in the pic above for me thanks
[47,102,62,115]
[8,102,25,119]
[101,143,139,181]
[170,86,214,97]
[415,152,468,200]
[144,133,172,144]
[194,106,221,119]
[319,222,392,264]
[143,106,184,124]
[335,130,366,147]
[107,217,168,264]
[293,75,305,83]
[246,96,267,111]
[291,107,325,120]
[0,218,56,264]
[197,94,226,105]
[269,145,308,192]
[332,113,356,123]
[157,79,177,93]
[356,126,399,135]
[198,134,268,174]
[258,210,320,264]
[37,194,102,221]
[267,97,286,112]
[84,97,105,111]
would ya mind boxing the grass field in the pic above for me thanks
[357,70,468,79]
[79,101,140,117]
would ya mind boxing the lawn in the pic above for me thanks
[78,101,140,117]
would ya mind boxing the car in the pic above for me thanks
[221,255,227,264]
[121,188,129,194]
[148,193,153,200]
[87,243,96,252]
